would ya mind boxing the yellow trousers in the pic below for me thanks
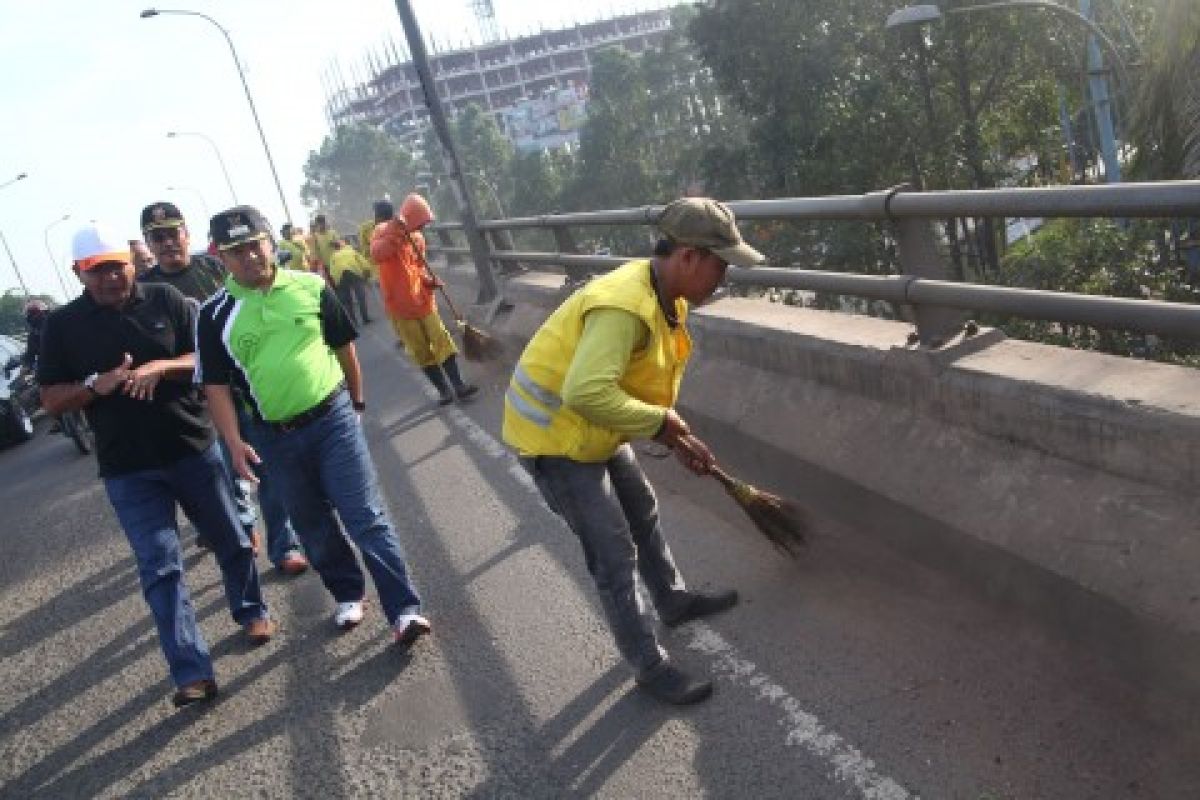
[390,311,458,367]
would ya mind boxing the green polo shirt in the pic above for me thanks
[196,267,357,422]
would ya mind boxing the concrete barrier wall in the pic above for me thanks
[442,265,1200,690]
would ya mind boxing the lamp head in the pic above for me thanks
[885,4,943,30]
[139,9,159,19]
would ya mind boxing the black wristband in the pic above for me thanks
[352,400,366,412]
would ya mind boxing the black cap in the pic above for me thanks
[210,205,272,251]
[140,201,186,232]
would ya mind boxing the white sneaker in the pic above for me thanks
[334,601,365,630]
[393,613,431,646]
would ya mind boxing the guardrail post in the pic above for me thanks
[552,226,591,285]
[887,186,967,347]
[436,229,461,267]
[487,228,522,275]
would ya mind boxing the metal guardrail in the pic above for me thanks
[426,181,1200,345]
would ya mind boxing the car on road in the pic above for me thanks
[0,334,35,447]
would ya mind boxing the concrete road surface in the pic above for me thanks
[1,311,1197,798]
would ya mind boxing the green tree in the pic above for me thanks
[302,123,418,231]
[1130,0,1200,179]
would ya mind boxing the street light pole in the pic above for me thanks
[886,2,1132,92]
[0,173,31,298]
[886,2,1131,184]
[166,186,211,219]
[0,173,28,192]
[0,229,31,299]
[393,0,500,304]
[42,214,72,300]
[141,9,292,224]
[167,130,239,205]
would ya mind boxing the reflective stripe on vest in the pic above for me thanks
[505,384,552,427]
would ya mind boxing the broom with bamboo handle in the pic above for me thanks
[664,419,808,557]
[404,230,502,362]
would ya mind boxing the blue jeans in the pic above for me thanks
[104,442,268,687]
[522,444,689,679]
[250,390,421,625]
[220,403,303,566]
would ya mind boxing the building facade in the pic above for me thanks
[325,8,673,153]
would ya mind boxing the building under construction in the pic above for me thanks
[323,7,674,153]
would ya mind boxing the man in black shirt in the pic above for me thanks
[39,223,275,708]
[139,201,309,577]
[139,202,227,300]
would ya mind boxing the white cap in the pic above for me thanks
[71,223,131,272]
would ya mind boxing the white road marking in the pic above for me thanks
[370,335,914,798]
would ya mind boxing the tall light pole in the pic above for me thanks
[167,130,238,205]
[166,185,211,219]
[42,214,72,300]
[0,173,31,298]
[141,9,292,224]
[0,172,28,192]
[393,0,500,303]
[886,2,1132,183]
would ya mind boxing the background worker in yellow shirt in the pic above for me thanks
[277,224,308,271]
[502,197,765,706]
[328,237,373,325]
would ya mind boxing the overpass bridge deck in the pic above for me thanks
[0,313,1195,798]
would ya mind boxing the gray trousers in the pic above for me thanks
[523,444,689,678]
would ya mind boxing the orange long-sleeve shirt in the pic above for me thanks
[370,220,435,320]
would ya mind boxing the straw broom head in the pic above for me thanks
[711,467,808,557]
[461,322,504,362]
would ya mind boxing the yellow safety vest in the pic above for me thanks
[502,259,692,462]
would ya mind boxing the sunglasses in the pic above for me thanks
[148,227,185,243]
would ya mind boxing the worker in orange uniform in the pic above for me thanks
[370,194,477,406]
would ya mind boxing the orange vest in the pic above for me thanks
[370,220,435,320]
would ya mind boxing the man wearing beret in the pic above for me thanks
[502,198,763,705]
[39,223,274,708]
[197,205,429,643]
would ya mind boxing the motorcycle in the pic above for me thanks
[4,355,94,455]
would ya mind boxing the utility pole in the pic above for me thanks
[393,0,500,303]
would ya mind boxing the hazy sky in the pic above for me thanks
[0,0,676,301]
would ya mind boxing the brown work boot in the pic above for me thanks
[244,617,276,646]
[172,679,218,708]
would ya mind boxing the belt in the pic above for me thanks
[266,384,345,433]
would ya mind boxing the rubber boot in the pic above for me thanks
[442,355,479,400]
[422,365,455,405]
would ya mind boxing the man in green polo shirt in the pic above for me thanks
[196,205,430,643]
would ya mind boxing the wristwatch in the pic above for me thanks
[352,399,366,412]
[83,373,100,395]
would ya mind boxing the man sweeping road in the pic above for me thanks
[370,195,477,406]
[502,197,765,705]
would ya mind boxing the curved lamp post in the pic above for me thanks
[141,9,292,224]
[0,172,28,192]
[42,214,72,299]
[167,131,238,205]
[0,173,31,297]
[885,3,1132,92]
[886,2,1131,183]
[166,185,211,219]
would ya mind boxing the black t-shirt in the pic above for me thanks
[37,283,215,478]
[139,254,227,303]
